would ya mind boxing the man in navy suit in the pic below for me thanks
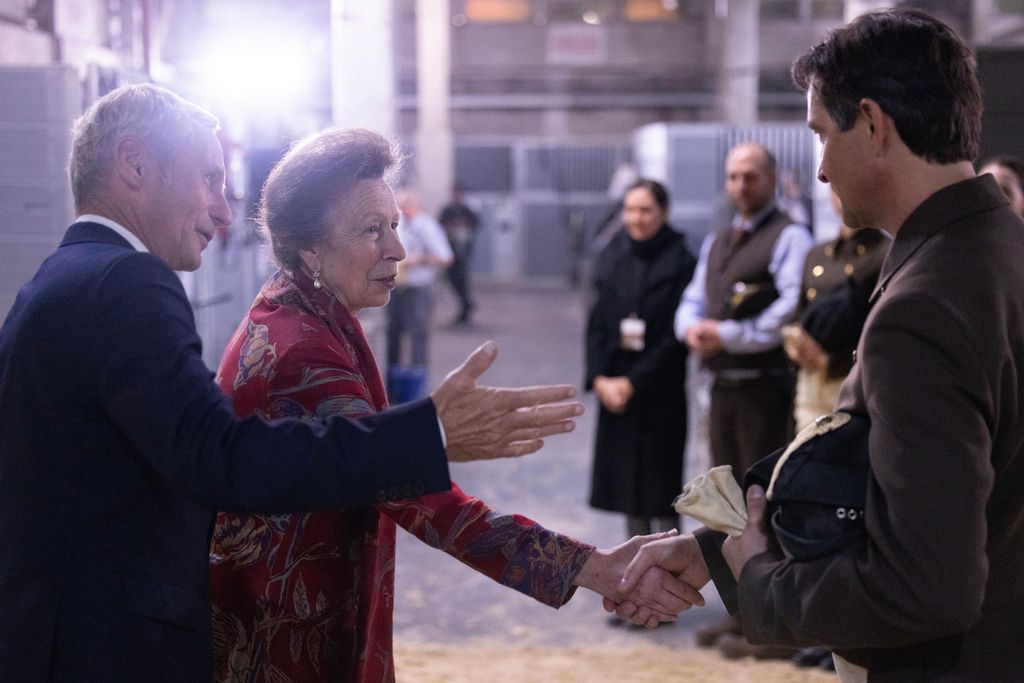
[0,84,582,681]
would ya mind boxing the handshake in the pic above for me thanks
[573,530,712,628]
[574,480,772,627]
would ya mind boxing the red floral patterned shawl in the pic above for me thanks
[209,271,592,683]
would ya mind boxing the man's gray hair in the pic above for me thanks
[69,83,219,209]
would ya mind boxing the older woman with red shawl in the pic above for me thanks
[209,128,700,682]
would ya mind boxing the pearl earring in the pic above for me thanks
[312,269,323,290]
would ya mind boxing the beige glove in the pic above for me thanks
[672,465,747,537]
[673,413,855,538]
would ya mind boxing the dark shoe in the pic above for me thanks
[793,646,832,667]
[607,613,667,629]
[820,654,837,671]
[694,614,741,648]
[716,633,799,661]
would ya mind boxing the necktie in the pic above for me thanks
[730,227,749,247]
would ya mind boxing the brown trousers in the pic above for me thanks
[709,374,794,484]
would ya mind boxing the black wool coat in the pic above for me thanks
[585,225,696,516]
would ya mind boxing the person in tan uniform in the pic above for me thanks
[785,189,889,432]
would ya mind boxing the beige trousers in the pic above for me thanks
[793,367,845,431]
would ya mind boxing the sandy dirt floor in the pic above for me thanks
[394,641,838,682]
[388,283,838,683]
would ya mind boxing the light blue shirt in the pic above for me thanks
[398,213,453,288]
[674,208,813,354]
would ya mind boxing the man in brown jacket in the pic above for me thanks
[615,9,1024,681]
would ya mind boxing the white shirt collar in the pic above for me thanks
[75,214,149,253]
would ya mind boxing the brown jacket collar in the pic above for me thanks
[871,174,1009,304]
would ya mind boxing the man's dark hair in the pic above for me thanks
[792,8,982,164]
[624,178,670,211]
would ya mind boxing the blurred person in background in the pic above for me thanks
[785,188,889,432]
[209,129,703,683]
[386,188,453,399]
[674,142,812,488]
[586,179,696,545]
[777,169,812,228]
[978,155,1024,217]
[673,142,812,657]
[438,183,480,325]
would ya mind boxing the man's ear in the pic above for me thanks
[115,136,147,189]
[859,98,894,157]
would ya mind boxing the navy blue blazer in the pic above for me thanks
[0,222,452,681]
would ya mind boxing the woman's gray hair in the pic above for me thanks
[258,127,403,273]
[69,84,219,209]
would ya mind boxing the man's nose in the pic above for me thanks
[212,192,233,229]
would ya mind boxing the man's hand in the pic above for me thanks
[431,341,583,462]
[722,485,770,578]
[593,376,634,414]
[574,531,705,625]
[610,532,712,627]
[785,327,829,371]
[685,319,725,359]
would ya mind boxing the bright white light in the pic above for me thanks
[582,10,601,25]
[192,28,316,116]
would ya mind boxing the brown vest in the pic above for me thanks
[704,208,792,373]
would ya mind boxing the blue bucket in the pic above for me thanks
[387,364,428,404]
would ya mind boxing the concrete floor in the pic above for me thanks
[391,280,728,649]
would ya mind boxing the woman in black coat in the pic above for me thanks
[586,179,697,537]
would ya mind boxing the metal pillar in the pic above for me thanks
[845,0,894,23]
[330,0,397,134]
[718,0,759,126]
[414,0,453,216]
[972,0,996,44]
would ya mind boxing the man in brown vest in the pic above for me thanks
[673,142,812,655]
[676,143,813,479]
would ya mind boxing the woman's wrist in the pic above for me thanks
[572,547,621,598]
